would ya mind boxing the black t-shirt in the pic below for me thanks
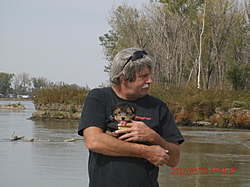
[78,87,184,187]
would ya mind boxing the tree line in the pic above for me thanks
[0,72,51,97]
[99,0,250,90]
[0,72,89,98]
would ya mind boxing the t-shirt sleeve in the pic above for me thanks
[159,104,185,145]
[78,89,107,136]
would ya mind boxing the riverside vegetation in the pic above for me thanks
[31,83,250,129]
[149,84,250,129]
[31,84,90,120]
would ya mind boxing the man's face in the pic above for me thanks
[124,66,153,100]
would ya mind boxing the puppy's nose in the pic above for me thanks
[121,117,125,120]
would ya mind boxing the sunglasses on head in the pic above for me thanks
[121,49,149,71]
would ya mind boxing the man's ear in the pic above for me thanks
[120,74,124,80]
[120,74,127,84]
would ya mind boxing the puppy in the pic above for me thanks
[105,102,136,137]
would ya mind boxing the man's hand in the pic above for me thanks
[115,120,180,167]
[144,145,170,167]
[115,120,157,143]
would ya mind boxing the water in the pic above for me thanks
[159,127,250,187]
[0,100,250,187]
[0,100,88,187]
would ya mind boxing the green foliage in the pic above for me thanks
[226,63,250,90]
[0,72,14,96]
[32,77,49,89]
[158,0,205,15]
[99,30,121,73]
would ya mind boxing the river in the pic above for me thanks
[0,100,249,187]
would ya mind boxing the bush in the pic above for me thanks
[33,82,90,105]
[149,83,250,126]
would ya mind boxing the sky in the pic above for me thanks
[0,0,147,88]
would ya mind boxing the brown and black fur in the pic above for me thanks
[105,102,136,137]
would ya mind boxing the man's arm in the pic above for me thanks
[116,121,180,167]
[150,135,180,167]
[83,126,170,167]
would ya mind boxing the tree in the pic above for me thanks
[32,77,49,89]
[99,0,250,89]
[31,77,50,96]
[100,3,151,72]
[13,73,31,95]
[99,30,120,73]
[226,63,250,90]
[0,72,14,96]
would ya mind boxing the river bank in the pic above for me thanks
[30,103,82,120]
[175,106,250,129]
[28,102,250,131]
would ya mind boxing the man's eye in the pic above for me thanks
[140,74,147,78]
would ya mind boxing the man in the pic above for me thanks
[78,48,184,187]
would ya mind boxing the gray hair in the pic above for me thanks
[110,48,154,84]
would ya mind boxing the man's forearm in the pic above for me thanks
[150,133,180,167]
[83,126,170,167]
[83,126,148,158]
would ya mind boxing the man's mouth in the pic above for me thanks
[142,84,150,89]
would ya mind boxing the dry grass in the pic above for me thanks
[149,83,250,127]
[33,83,90,105]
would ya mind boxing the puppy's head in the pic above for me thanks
[112,102,136,122]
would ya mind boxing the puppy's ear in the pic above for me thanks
[130,106,136,114]
[113,108,122,116]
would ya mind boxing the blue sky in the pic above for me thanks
[0,0,146,88]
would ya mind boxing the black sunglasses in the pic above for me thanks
[121,49,149,71]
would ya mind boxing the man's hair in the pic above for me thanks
[110,48,154,84]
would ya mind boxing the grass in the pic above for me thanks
[149,83,250,128]
[33,83,90,105]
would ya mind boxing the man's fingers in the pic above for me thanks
[115,127,132,134]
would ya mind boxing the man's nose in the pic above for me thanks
[147,75,153,83]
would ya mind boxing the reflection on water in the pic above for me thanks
[0,101,250,187]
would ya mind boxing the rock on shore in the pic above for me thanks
[0,104,26,110]
[30,103,82,120]
[176,107,250,129]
